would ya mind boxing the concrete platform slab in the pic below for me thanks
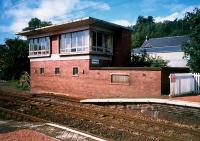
[0,119,106,141]
[80,98,200,108]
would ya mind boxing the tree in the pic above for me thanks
[182,8,200,72]
[23,18,52,31]
[129,50,168,67]
[0,38,29,80]
[131,14,190,48]
[0,45,6,75]
[0,18,52,80]
[149,56,168,67]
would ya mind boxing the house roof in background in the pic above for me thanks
[17,17,132,36]
[132,35,190,54]
[133,46,182,54]
[141,35,190,48]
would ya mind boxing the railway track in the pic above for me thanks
[0,107,107,141]
[0,93,200,141]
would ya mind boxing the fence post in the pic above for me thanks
[193,73,200,94]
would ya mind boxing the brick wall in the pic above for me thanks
[51,35,59,54]
[31,60,161,98]
[112,29,132,67]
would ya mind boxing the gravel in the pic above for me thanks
[0,129,58,141]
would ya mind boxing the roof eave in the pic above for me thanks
[16,17,132,37]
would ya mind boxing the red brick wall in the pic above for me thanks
[112,29,132,67]
[51,35,59,54]
[30,60,161,98]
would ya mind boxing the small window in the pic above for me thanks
[111,74,130,84]
[55,67,60,75]
[40,68,44,74]
[73,67,78,76]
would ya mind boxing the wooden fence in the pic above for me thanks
[194,73,200,94]
[169,73,200,96]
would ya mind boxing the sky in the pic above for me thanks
[0,0,200,44]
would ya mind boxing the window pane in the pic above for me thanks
[97,32,103,47]
[71,32,76,48]
[41,38,46,50]
[66,33,71,48]
[34,39,38,51]
[38,38,43,50]
[104,33,111,48]
[46,37,50,50]
[40,68,44,74]
[73,67,78,76]
[55,67,60,75]
[83,30,89,46]
[29,39,33,51]
[92,31,96,46]
[60,34,65,50]
[77,31,83,47]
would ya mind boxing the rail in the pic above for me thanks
[1,93,200,140]
[0,107,107,141]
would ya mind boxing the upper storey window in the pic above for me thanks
[29,37,50,57]
[91,31,113,54]
[60,30,89,54]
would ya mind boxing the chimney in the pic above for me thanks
[145,35,148,41]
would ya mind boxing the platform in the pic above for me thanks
[0,119,106,141]
[80,98,200,108]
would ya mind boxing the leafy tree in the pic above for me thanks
[130,50,151,67]
[0,38,29,80]
[182,8,200,72]
[149,56,168,67]
[0,45,6,75]
[130,50,168,67]
[23,18,52,31]
[0,18,52,80]
[131,15,190,48]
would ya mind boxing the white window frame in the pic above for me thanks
[60,30,89,54]
[91,30,113,55]
[29,37,50,57]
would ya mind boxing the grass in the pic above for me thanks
[0,80,29,95]
[8,80,29,91]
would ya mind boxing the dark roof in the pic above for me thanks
[132,35,190,54]
[17,17,132,36]
[133,46,182,54]
[141,35,189,48]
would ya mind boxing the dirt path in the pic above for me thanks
[0,81,27,95]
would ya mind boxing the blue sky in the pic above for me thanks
[0,0,200,44]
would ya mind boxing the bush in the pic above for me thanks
[130,50,168,67]
[149,56,168,67]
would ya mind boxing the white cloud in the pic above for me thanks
[155,5,200,22]
[32,0,79,21]
[112,19,136,27]
[1,0,110,33]
[155,12,179,22]
[76,0,110,11]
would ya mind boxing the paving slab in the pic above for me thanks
[81,97,200,108]
[0,119,106,141]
